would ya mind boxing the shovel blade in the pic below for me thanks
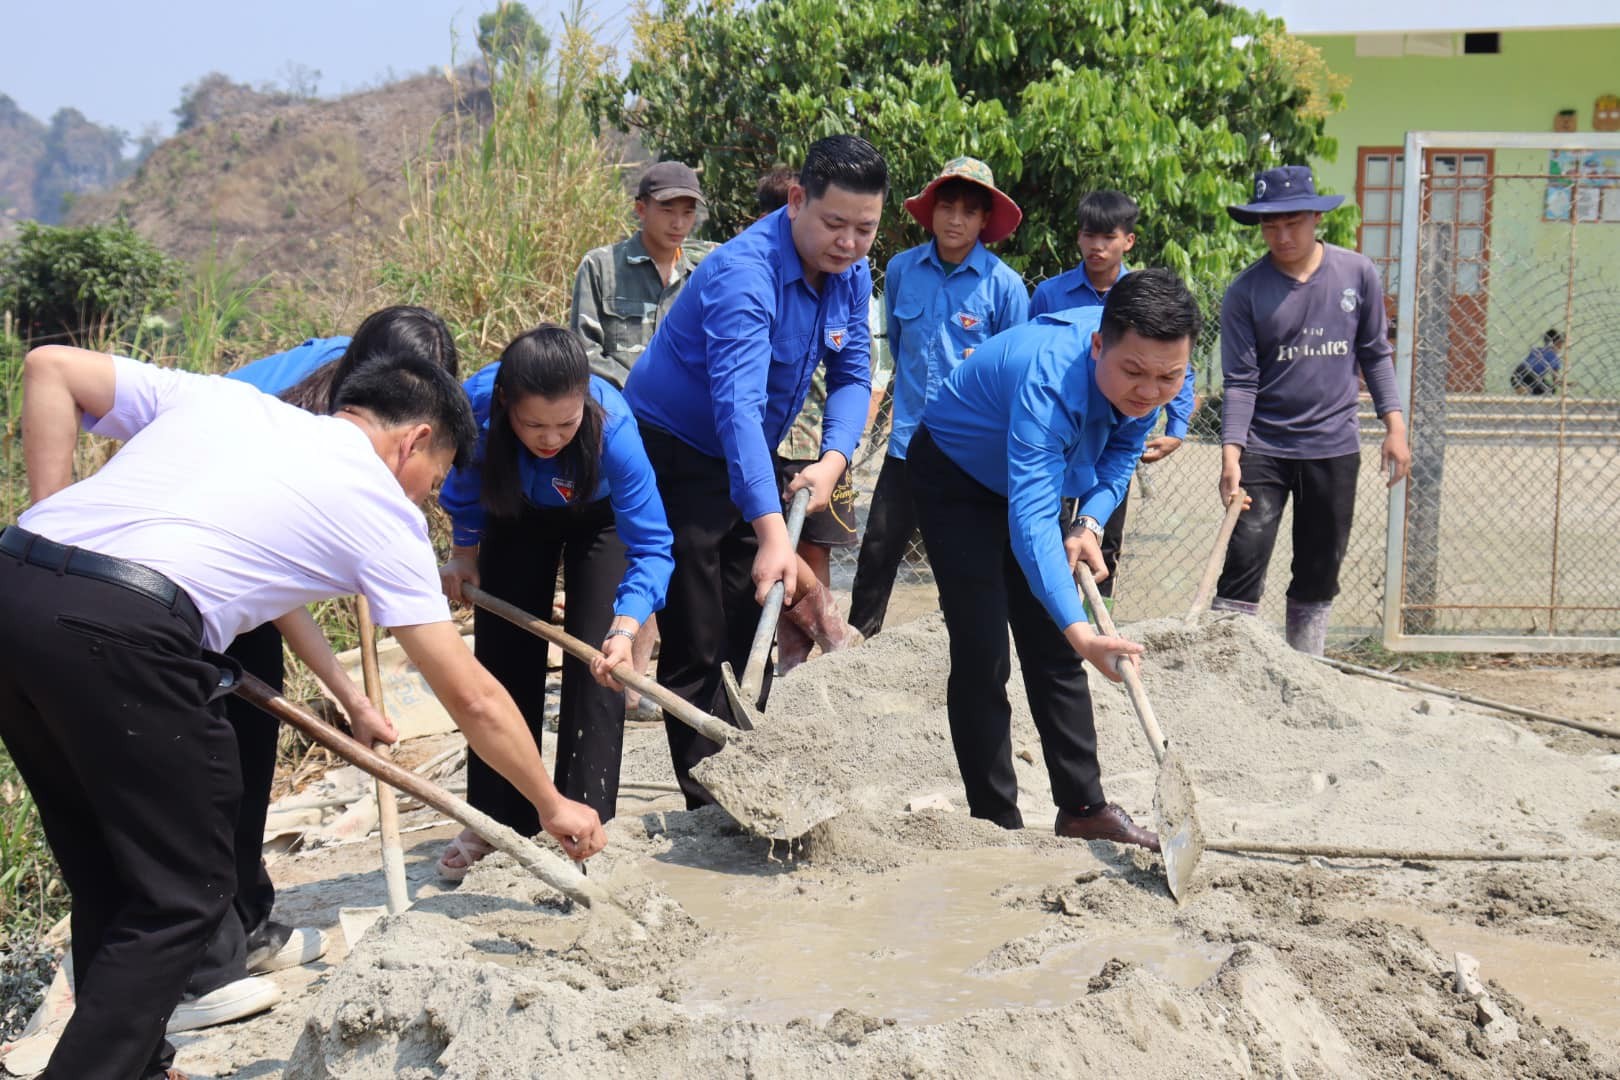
[719,661,760,731]
[339,905,389,950]
[1153,751,1205,903]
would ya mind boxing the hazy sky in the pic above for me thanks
[4,1,1613,144]
[3,0,632,141]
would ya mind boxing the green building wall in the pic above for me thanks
[1305,29,1620,395]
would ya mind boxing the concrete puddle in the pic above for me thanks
[646,847,1229,1025]
[1347,902,1620,1047]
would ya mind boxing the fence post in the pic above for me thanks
[1403,221,1453,634]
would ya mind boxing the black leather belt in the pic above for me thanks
[1,526,188,612]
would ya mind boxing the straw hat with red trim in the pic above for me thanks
[903,156,1023,244]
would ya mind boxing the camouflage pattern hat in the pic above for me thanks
[903,156,1023,244]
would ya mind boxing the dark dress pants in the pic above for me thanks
[848,453,919,639]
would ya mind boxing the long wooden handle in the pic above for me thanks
[356,597,409,916]
[1187,489,1245,621]
[1077,565,1169,765]
[1209,839,1609,863]
[463,585,735,747]
[232,672,616,912]
[740,487,812,702]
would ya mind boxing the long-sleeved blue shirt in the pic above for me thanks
[1029,266,1195,440]
[225,337,350,394]
[923,308,1156,631]
[439,364,674,624]
[884,239,1028,459]
[622,207,873,521]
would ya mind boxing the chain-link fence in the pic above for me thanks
[1385,132,1620,652]
[828,273,1401,644]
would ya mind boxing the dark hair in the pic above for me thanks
[330,354,478,469]
[279,306,459,413]
[1543,328,1565,347]
[1098,268,1202,350]
[933,178,992,216]
[481,324,605,518]
[798,135,889,201]
[1076,190,1140,235]
[755,165,795,215]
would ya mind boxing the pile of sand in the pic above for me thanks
[284,614,1620,1078]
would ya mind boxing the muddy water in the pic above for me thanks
[1349,902,1620,1047]
[645,848,1229,1025]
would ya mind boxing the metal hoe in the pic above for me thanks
[1077,565,1204,903]
[721,486,811,730]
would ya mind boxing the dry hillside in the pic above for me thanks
[67,70,481,292]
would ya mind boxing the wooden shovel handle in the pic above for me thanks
[232,671,615,912]
[1187,489,1245,621]
[463,585,735,747]
[356,596,409,916]
[1077,565,1169,765]
[740,486,811,702]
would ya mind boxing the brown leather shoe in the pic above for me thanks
[1055,804,1161,852]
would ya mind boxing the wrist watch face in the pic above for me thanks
[1078,516,1103,538]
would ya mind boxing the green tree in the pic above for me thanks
[589,0,1352,289]
[478,2,551,72]
[0,220,182,342]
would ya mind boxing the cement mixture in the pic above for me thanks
[195,614,1619,1077]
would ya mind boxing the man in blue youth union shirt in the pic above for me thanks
[910,269,1203,849]
[623,135,884,806]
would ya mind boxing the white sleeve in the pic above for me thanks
[358,532,453,629]
[86,355,214,442]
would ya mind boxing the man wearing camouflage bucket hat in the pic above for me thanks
[848,156,1029,640]
[1211,164,1411,655]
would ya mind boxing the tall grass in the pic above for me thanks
[378,1,631,361]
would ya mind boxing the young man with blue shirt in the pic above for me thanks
[622,135,885,806]
[908,269,1202,848]
[847,157,1028,639]
[1030,190,1194,606]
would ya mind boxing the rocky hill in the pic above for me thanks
[66,70,482,291]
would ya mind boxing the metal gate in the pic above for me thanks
[1386,131,1620,652]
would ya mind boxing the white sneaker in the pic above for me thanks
[246,926,329,974]
[166,976,280,1033]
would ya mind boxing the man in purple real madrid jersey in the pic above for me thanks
[1212,165,1411,654]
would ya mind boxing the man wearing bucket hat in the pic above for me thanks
[847,156,1028,639]
[1212,164,1410,654]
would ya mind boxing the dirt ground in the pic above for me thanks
[120,601,1620,1080]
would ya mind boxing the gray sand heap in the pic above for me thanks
[287,613,1620,1078]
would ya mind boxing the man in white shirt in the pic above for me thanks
[1,345,607,1080]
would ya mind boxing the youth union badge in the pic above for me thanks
[551,477,575,501]
[954,311,982,331]
[825,328,846,350]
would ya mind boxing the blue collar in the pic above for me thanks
[925,238,990,276]
[771,207,807,288]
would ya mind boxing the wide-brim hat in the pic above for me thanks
[903,156,1022,244]
[1227,164,1343,225]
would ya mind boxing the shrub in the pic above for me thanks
[0,220,182,343]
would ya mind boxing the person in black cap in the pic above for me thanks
[1212,164,1411,654]
[570,159,714,723]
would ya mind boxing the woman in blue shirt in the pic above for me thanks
[437,324,674,880]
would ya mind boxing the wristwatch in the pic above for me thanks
[605,628,637,644]
[1072,515,1104,540]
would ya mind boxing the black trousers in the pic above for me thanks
[0,544,241,1080]
[187,621,283,995]
[1097,491,1129,599]
[848,453,918,639]
[469,498,628,828]
[638,423,775,809]
[907,428,1105,828]
[1215,449,1360,606]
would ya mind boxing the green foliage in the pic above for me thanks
[383,2,625,358]
[478,2,552,72]
[591,0,1354,288]
[0,220,182,342]
[0,749,66,949]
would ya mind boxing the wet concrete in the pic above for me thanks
[647,848,1230,1025]
[1349,902,1620,1048]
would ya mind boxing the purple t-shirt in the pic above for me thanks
[1219,243,1402,459]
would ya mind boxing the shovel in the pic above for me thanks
[336,597,411,946]
[463,584,841,841]
[1076,565,1204,903]
[232,671,623,915]
[1186,489,1245,622]
[722,486,811,729]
